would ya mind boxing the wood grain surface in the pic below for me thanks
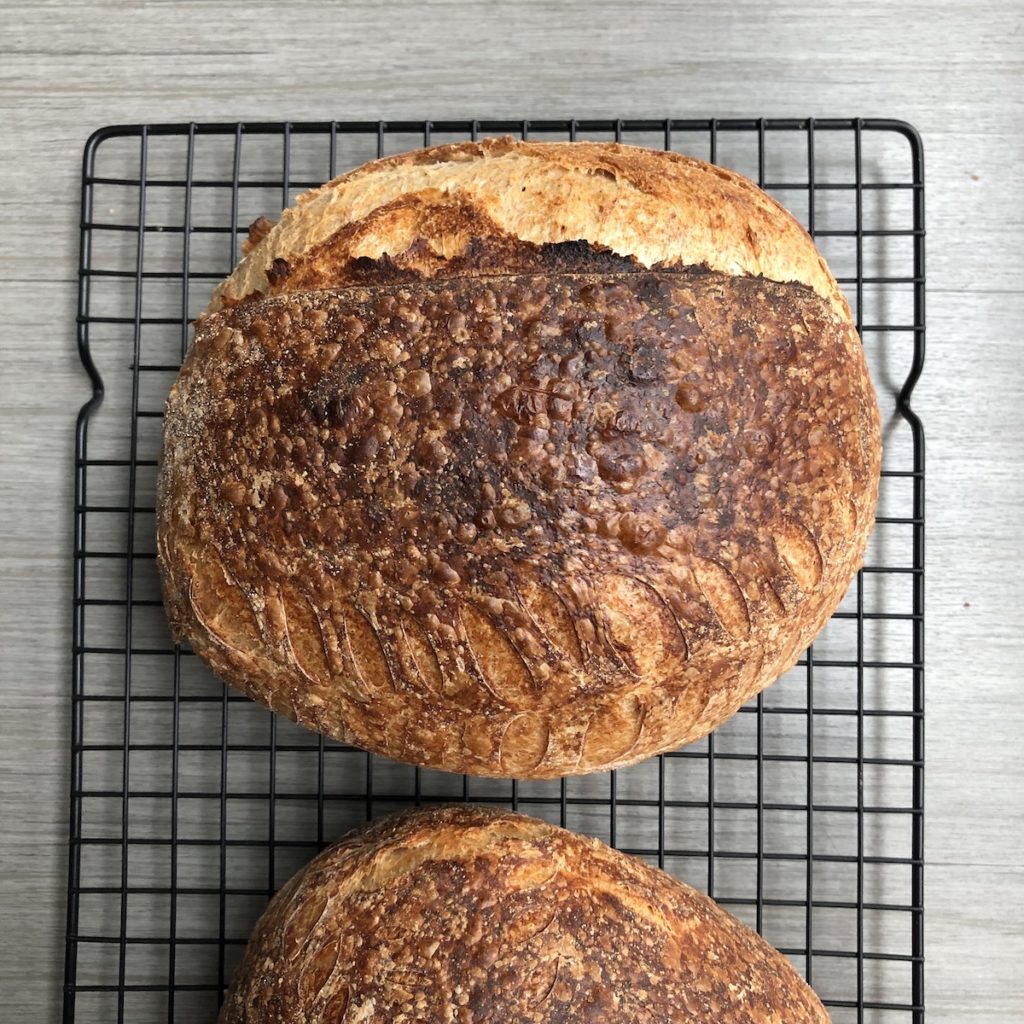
[1,1,1022,1021]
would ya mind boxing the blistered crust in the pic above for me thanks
[218,805,830,1023]
[210,136,849,320]
[158,261,880,778]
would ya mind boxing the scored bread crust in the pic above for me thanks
[209,136,850,319]
[218,805,830,1023]
[158,139,881,779]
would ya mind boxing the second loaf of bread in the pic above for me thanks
[219,806,829,1023]
[157,137,881,777]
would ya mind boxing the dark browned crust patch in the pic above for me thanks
[158,255,879,778]
[224,195,712,306]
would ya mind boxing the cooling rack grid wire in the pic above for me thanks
[65,118,925,1024]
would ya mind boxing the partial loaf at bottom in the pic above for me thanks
[219,805,828,1023]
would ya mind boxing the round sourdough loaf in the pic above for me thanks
[218,805,829,1023]
[158,137,880,778]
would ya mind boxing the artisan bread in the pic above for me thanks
[158,137,880,778]
[218,805,829,1023]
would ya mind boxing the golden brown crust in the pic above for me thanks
[218,806,830,1023]
[209,136,850,320]
[157,253,880,778]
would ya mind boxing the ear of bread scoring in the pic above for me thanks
[209,136,850,319]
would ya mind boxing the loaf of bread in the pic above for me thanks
[157,137,880,778]
[218,805,828,1023]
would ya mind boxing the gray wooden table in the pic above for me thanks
[1,1,1022,1020]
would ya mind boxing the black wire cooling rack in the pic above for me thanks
[65,118,925,1024]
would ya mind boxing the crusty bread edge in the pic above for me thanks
[210,136,851,321]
